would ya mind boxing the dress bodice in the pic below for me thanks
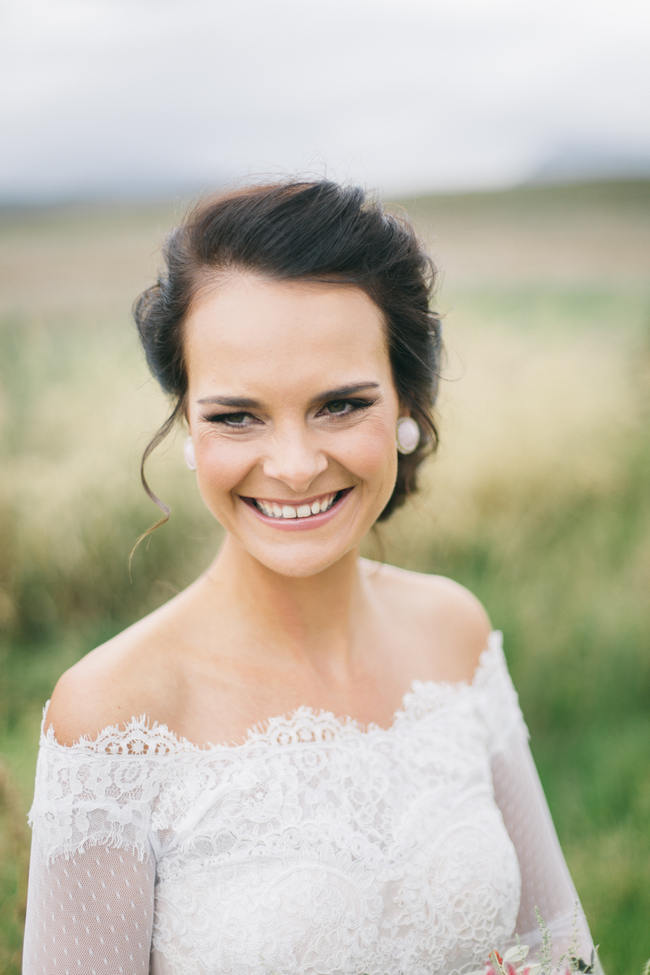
[23,631,596,975]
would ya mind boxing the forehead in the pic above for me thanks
[183,271,392,394]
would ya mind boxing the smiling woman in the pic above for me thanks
[21,180,602,975]
[183,273,401,576]
[134,181,440,527]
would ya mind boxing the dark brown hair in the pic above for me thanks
[133,179,442,528]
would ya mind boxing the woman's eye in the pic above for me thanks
[325,400,351,415]
[321,398,374,418]
[206,412,257,428]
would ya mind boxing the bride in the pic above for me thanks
[22,180,600,974]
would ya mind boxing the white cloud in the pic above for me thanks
[2,0,649,198]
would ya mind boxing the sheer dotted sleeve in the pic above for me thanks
[22,706,157,974]
[475,634,603,972]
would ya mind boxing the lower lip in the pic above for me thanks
[241,489,353,531]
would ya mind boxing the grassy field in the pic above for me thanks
[1,179,649,973]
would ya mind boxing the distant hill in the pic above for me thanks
[523,142,650,186]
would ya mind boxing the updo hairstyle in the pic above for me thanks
[133,179,442,524]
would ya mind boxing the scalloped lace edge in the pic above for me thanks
[38,630,505,755]
[29,829,154,867]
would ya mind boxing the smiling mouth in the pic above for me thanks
[242,488,352,520]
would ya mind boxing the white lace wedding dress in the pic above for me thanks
[22,631,597,975]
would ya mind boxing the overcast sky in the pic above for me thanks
[2,0,649,201]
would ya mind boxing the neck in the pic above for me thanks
[200,534,375,683]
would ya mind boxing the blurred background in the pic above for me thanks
[1,0,649,971]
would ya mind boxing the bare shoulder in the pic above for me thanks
[45,607,185,747]
[364,560,493,682]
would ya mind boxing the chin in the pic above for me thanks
[249,543,357,579]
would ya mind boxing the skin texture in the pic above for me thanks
[46,271,492,747]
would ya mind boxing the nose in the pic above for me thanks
[261,426,328,494]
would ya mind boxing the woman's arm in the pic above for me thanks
[479,637,603,972]
[22,837,155,974]
[22,692,160,975]
[490,730,601,971]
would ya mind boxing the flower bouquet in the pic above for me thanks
[469,942,598,975]
[467,904,648,975]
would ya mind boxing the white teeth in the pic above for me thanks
[253,491,341,519]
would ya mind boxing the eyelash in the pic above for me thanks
[321,397,375,418]
[205,398,375,429]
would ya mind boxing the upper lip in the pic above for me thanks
[241,489,350,506]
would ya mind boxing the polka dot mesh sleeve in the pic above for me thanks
[476,644,603,973]
[22,714,158,974]
[490,732,598,967]
[22,837,155,974]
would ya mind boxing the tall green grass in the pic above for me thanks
[1,180,649,973]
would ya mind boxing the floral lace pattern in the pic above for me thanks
[25,632,592,975]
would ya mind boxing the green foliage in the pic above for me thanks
[0,759,29,973]
[1,180,649,972]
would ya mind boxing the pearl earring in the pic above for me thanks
[184,436,196,470]
[396,416,420,455]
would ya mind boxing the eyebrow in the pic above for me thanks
[197,382,381,409]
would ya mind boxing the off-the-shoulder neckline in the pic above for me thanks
[39,630,505,755]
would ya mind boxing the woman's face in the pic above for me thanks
[183,270,401,578]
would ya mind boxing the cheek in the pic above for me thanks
[194,441,255,510]
[338,417,398,483]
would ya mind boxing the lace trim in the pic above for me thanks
[29,829,154,866]
[38,631,507,756]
